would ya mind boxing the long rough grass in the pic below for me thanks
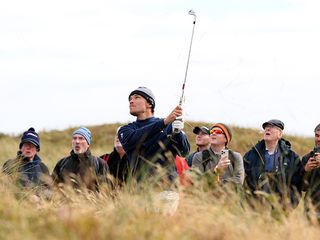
[0,122,318,240]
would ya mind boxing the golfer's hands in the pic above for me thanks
[164,105,183,125]
[172,116,184,133]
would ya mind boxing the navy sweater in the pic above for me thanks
[118,117,190,178]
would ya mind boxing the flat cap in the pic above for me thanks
[262,119,284,130]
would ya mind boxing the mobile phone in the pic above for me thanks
[221,149,229,159]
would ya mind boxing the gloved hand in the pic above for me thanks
[172,116,184,133]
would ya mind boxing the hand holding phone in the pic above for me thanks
[306,155,320,172]
[217,149,230,172]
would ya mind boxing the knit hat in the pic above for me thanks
[193,126,210,135]
[315,123,320,132]
[129,87,155,109]
[262,119,284,130]
[211,123,232,145]
[73,127,91,145]
[19,127,40,151]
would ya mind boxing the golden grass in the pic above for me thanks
[0,122,317,239]
[1,176,320,240]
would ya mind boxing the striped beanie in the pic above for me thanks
[211,123,232,145]
[73,127,91,145]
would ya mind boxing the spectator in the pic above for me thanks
[187,126,210,167]
[302,123,320,219]
[192,123,244,185]
[52,127,107,191]
[100,127,129,184]
[2,127,51,188]
[244,119,303,208]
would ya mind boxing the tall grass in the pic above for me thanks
[0,122,318,240]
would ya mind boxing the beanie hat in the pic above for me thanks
[129,87,155,109]
[211,123,232,145]
[73,127,91,145]
[19,127,40,151]
[315,123,320,133]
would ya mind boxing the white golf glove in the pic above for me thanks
[172,116,184,133]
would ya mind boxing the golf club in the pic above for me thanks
[179,9,196,106]
[173,10,196,133]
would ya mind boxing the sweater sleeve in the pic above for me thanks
[118,119,166,152]
[169,128,190,157]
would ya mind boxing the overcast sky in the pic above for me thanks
[1,0,319,136]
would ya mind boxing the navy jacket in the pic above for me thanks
[3,152,50,187]
[244,139,303,207]
[118,117,190,179]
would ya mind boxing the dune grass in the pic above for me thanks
[0,122,318,240]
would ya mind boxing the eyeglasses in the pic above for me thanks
[210,129,224,135]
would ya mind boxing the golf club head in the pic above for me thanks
[188,9,196,17]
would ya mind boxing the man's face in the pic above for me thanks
[129,94,151,116]
[195,131,210,147]
[263,124,283,142]
[209,127,227,146]
[20,142,37,161]
[72,134,89,154]
[315,130,320,147]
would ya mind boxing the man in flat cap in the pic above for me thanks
[244,119,303,208]
[118,86,190,182]
[301,123,320,220]
[2,127,51,188]
[187,126,211,167]
[52,127,107,191]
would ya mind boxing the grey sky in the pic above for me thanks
[1,0,319,136]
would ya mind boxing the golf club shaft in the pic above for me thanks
[179,10,196,106]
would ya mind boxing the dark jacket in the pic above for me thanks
[2,151,51,187]
[244,139,303,207]
[100,148,129,183]
[52,149,107,191]
[118,117,190,180]
[301,149,320,211]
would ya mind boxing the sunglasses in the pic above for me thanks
[210,129,224,135]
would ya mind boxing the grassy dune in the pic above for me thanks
[0,122,318,240]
